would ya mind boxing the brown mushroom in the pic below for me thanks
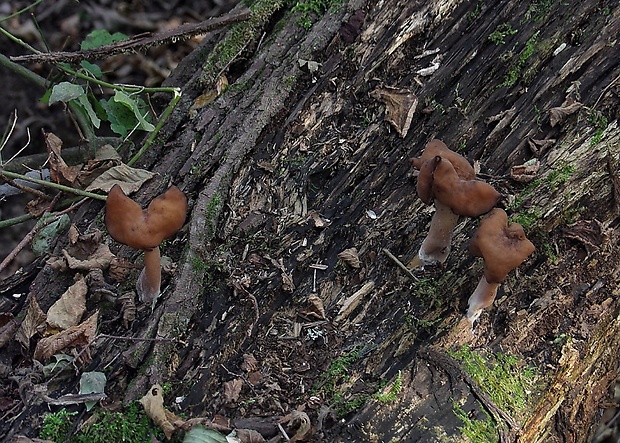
[105,184,187,303]
[410,139,476,181]
[466,208,535,324]
[410,143,500,267]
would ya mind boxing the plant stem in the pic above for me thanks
[0,213,33,229]
[0,53,46,88]
[127,89,182,166]
[0,170,107,200]
[0,0,43,23]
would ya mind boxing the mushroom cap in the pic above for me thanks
[417,156,501,217]
[469,208,535,283]
[410,139,476,180]
[105,185,187,250]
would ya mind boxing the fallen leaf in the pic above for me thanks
[0,315,21,349]
[549,97,582,127]
[62,243,115,271]
[85,163,156,193]
[510,160,541,183]
[45,131,81,185]
[240,354,259,372]
[222,378,243,406]
[301,295,326,320]
[183,425,228,443]
[526,138,555,156]
[235,429,266,443]
[108,257,135,282]
[15,296,47,350]
[79,371,107,411]
[562,219,611,253]
[279,410,311,442]
[33,311,98,361]
[46,275,87,330]
[140,384,183,440]
[117,292,137,329]
[32,214,71,256]
[337,248,361,268]
[370,86,417,137]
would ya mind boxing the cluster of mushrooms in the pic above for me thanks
[105,184,188,304]
[409,140,535,325]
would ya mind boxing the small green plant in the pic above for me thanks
[453,402,498,443]
[488,23,518,45]
[375,371,403,403]
[525,0,556,22]
[587,109,609,146]
[40,409,77,442]
[501,30,540,87]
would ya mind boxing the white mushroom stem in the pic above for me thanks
[466,275,500,324]
[136,247,162,303]
[416,200,460,266]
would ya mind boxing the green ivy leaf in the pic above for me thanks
[49,82,85,105]
[81,29,128,50]
[183,425,228,443]
[76,95,101,129]
[80,60,103,79]
[113,90,155,132]
[79,371,107,411]
[100,98,135,137]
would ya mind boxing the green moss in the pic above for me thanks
[291,0,344,30]
[488,23,518,45]
[587,109,609,146]
[449,345,539,418]
[205,193,223,239]
[39,403,164,443]
[453,402,498,443]
[202,0,287,84]
[525,0,556,22]
[500,30,540,87]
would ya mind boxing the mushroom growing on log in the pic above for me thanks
[467,208,535,324]
[409,140,500,267]
[105,184,187,303]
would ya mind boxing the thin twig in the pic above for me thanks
[0,173,50,200]
[382,248,419,281]
[0,169,107,200]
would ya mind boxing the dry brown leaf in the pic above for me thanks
[280,410,312,442]
[236,428,266,443]
[25,197,51,218]
[46,276,87,330]
[0,315,21,349]
[85,164,157,193]
[337,248,361,268]
[527,138,556,156]
[33,311,98,362]
[45,131,82,185]
[117,292,136,329]
[510,160,541,183]
[108,257,135,282]
[549,98,582,127]
[241,354,259,372]
[15,296,47,350]
[222,378,243,406]
[62,243,115,271]
[308,210,330,228]
[301,295,326,320]
[140,384,183,440]
[370,86,418,137]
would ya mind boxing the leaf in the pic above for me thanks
[15,296,47,350]
[81,29,128,50]
[62,243,116,271]
[140,384,182,440]
[33,311,98,362]
[76,94,101,129]
[79,371,107,411]
[99,98,134,137]
[112,90,155,132]
[49,82,85,105]
[337,247,361,268]
[42,354,73,378]
[84,163,156,193]
[548,98,582,127]
[46,275,88,330]
[183,425,228,443]
[80,60,102,79]
[32,214,71,256]
[370,86,418,137]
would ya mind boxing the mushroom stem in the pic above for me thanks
[466,275,500,325]
[415,200,460,267]
[137,247,162,303]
